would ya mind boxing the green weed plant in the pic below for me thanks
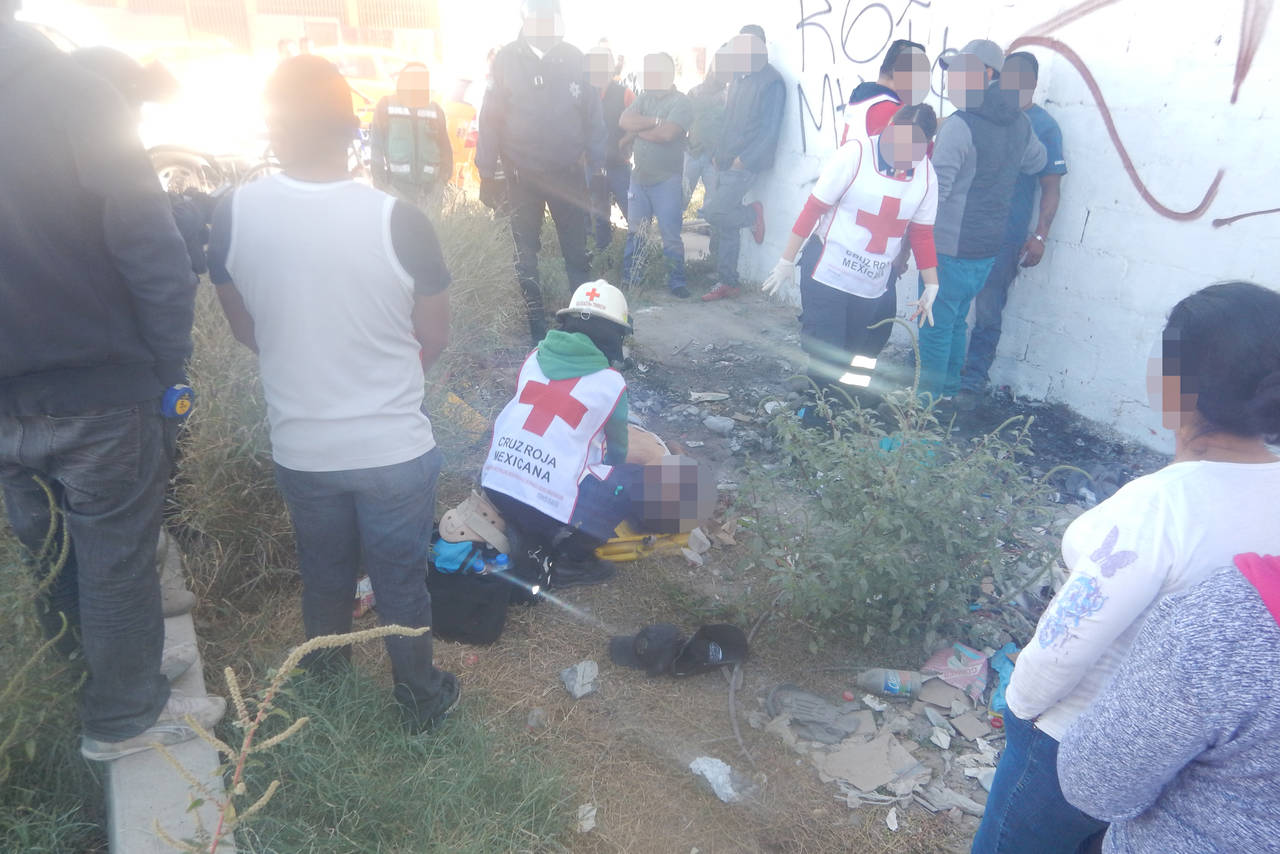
[745,386,1061,649]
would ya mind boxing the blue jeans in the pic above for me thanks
[701,166,757,285]
[917,254,995,401]
[972,711,1108,854]
[590,162,632,249]
[683,151,712,206]
[274,448,451,726]
[623,175,687,292]
[961,243,1022,393]
[0,402,172,741]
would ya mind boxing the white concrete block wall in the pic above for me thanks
[716,0,1280,451]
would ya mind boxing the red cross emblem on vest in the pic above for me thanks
[519,377,589,436]
[856,196,910,254]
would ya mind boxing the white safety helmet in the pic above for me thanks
[556,280,632,332]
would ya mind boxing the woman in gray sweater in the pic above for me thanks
[1057,553,1280,853]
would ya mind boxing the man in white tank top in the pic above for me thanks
[208,57,459,733]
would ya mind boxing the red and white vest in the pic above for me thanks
[481,353,626,524]
[811,137,937,298]
[840,92,900,147]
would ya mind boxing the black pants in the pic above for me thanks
[508,167,592,342]
[798,237,898,396]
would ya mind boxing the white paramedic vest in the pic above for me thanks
[840,92,899,147]
[811,136,937,299]
[481,352,626,524]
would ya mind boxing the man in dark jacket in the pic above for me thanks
[0,13,222,761]
[919,40,1046,402]
[476,0,607,341]
[701,25,786,302]
[586,45,633,250]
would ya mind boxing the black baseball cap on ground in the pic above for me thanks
[671,624,749,677]
[609,623,685,676]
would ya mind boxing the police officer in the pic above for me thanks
[476,0,606,342]
[371,62,453,211]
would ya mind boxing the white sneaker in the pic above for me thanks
[160,641,197,682]
[80,692,227,762]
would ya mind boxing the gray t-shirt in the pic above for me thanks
[630,89,695,186]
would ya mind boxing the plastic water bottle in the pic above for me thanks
[855,668,924,698]
[484,553,510,575]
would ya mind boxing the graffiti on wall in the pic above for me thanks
[1008,0,1274,222]
[793,0,942,153]
[791,0,1276,224]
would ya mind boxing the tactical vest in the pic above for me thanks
[385,100,445,183]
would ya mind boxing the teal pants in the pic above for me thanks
[918,254,996,401]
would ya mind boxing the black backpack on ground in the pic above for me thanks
[426,539,511,646]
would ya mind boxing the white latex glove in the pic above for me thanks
[909,283,940,327]
[761,258,797,298]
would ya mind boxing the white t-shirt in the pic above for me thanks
[209,175,450,472]
[809,136,938,298]
[1008,459,1280,739]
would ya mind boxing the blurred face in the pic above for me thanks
[1147,333,1200,431]
[585,49,613,89]
[879,121,928,172]
[890,47,931,106]
[1000,61,1037,110]
[945,52,987,110]
[643,54,675,92]
[638,457,716,535]
[396,65,431,106]
[719,33,766,76]
[521,8,564,50]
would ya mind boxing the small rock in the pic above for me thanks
[885,714,912,736]
[526,707,549,731]
[764,400,784,415]
[559,660,599,699]
[925,706,954,732]
[886,806,899,831]
[703,415,736,435]
[930,727,952,750]
[688,527,713,554]
[577,803,597,833]
[690,391,730,403]
[681,547,705,567]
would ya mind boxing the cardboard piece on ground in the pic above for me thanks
[819,732,897,792]
[952,713,992,740]
[919,677,967,709]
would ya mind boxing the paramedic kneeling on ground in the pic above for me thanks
[481,281,638,589]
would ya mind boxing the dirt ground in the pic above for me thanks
[200,234,1171,854]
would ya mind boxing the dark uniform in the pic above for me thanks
[477,35,606,341]
[590,80,633,249]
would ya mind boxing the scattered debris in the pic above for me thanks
[559,660,599,699]
[731,412,754,423]
[952,714,992,740]
[816,730,917,793]
[687,527,713,555]
[703,415,736,435]
[924,706,953,733]
[916,784,986,817]
[919,678,968,709]
[681,548,705,567]
[861,694,888,712]
[689,756,749,803]
[577,803,598,833]
[763,400,784,415]
[685,440,705,448]
[922,644,990,704]
[690,391,730,403]
[526,707,549,731]
[930,727,952,750]
[841,690,856,702]
[886,806,899,832]
[765,685,870,744]
[964,767,996,792]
